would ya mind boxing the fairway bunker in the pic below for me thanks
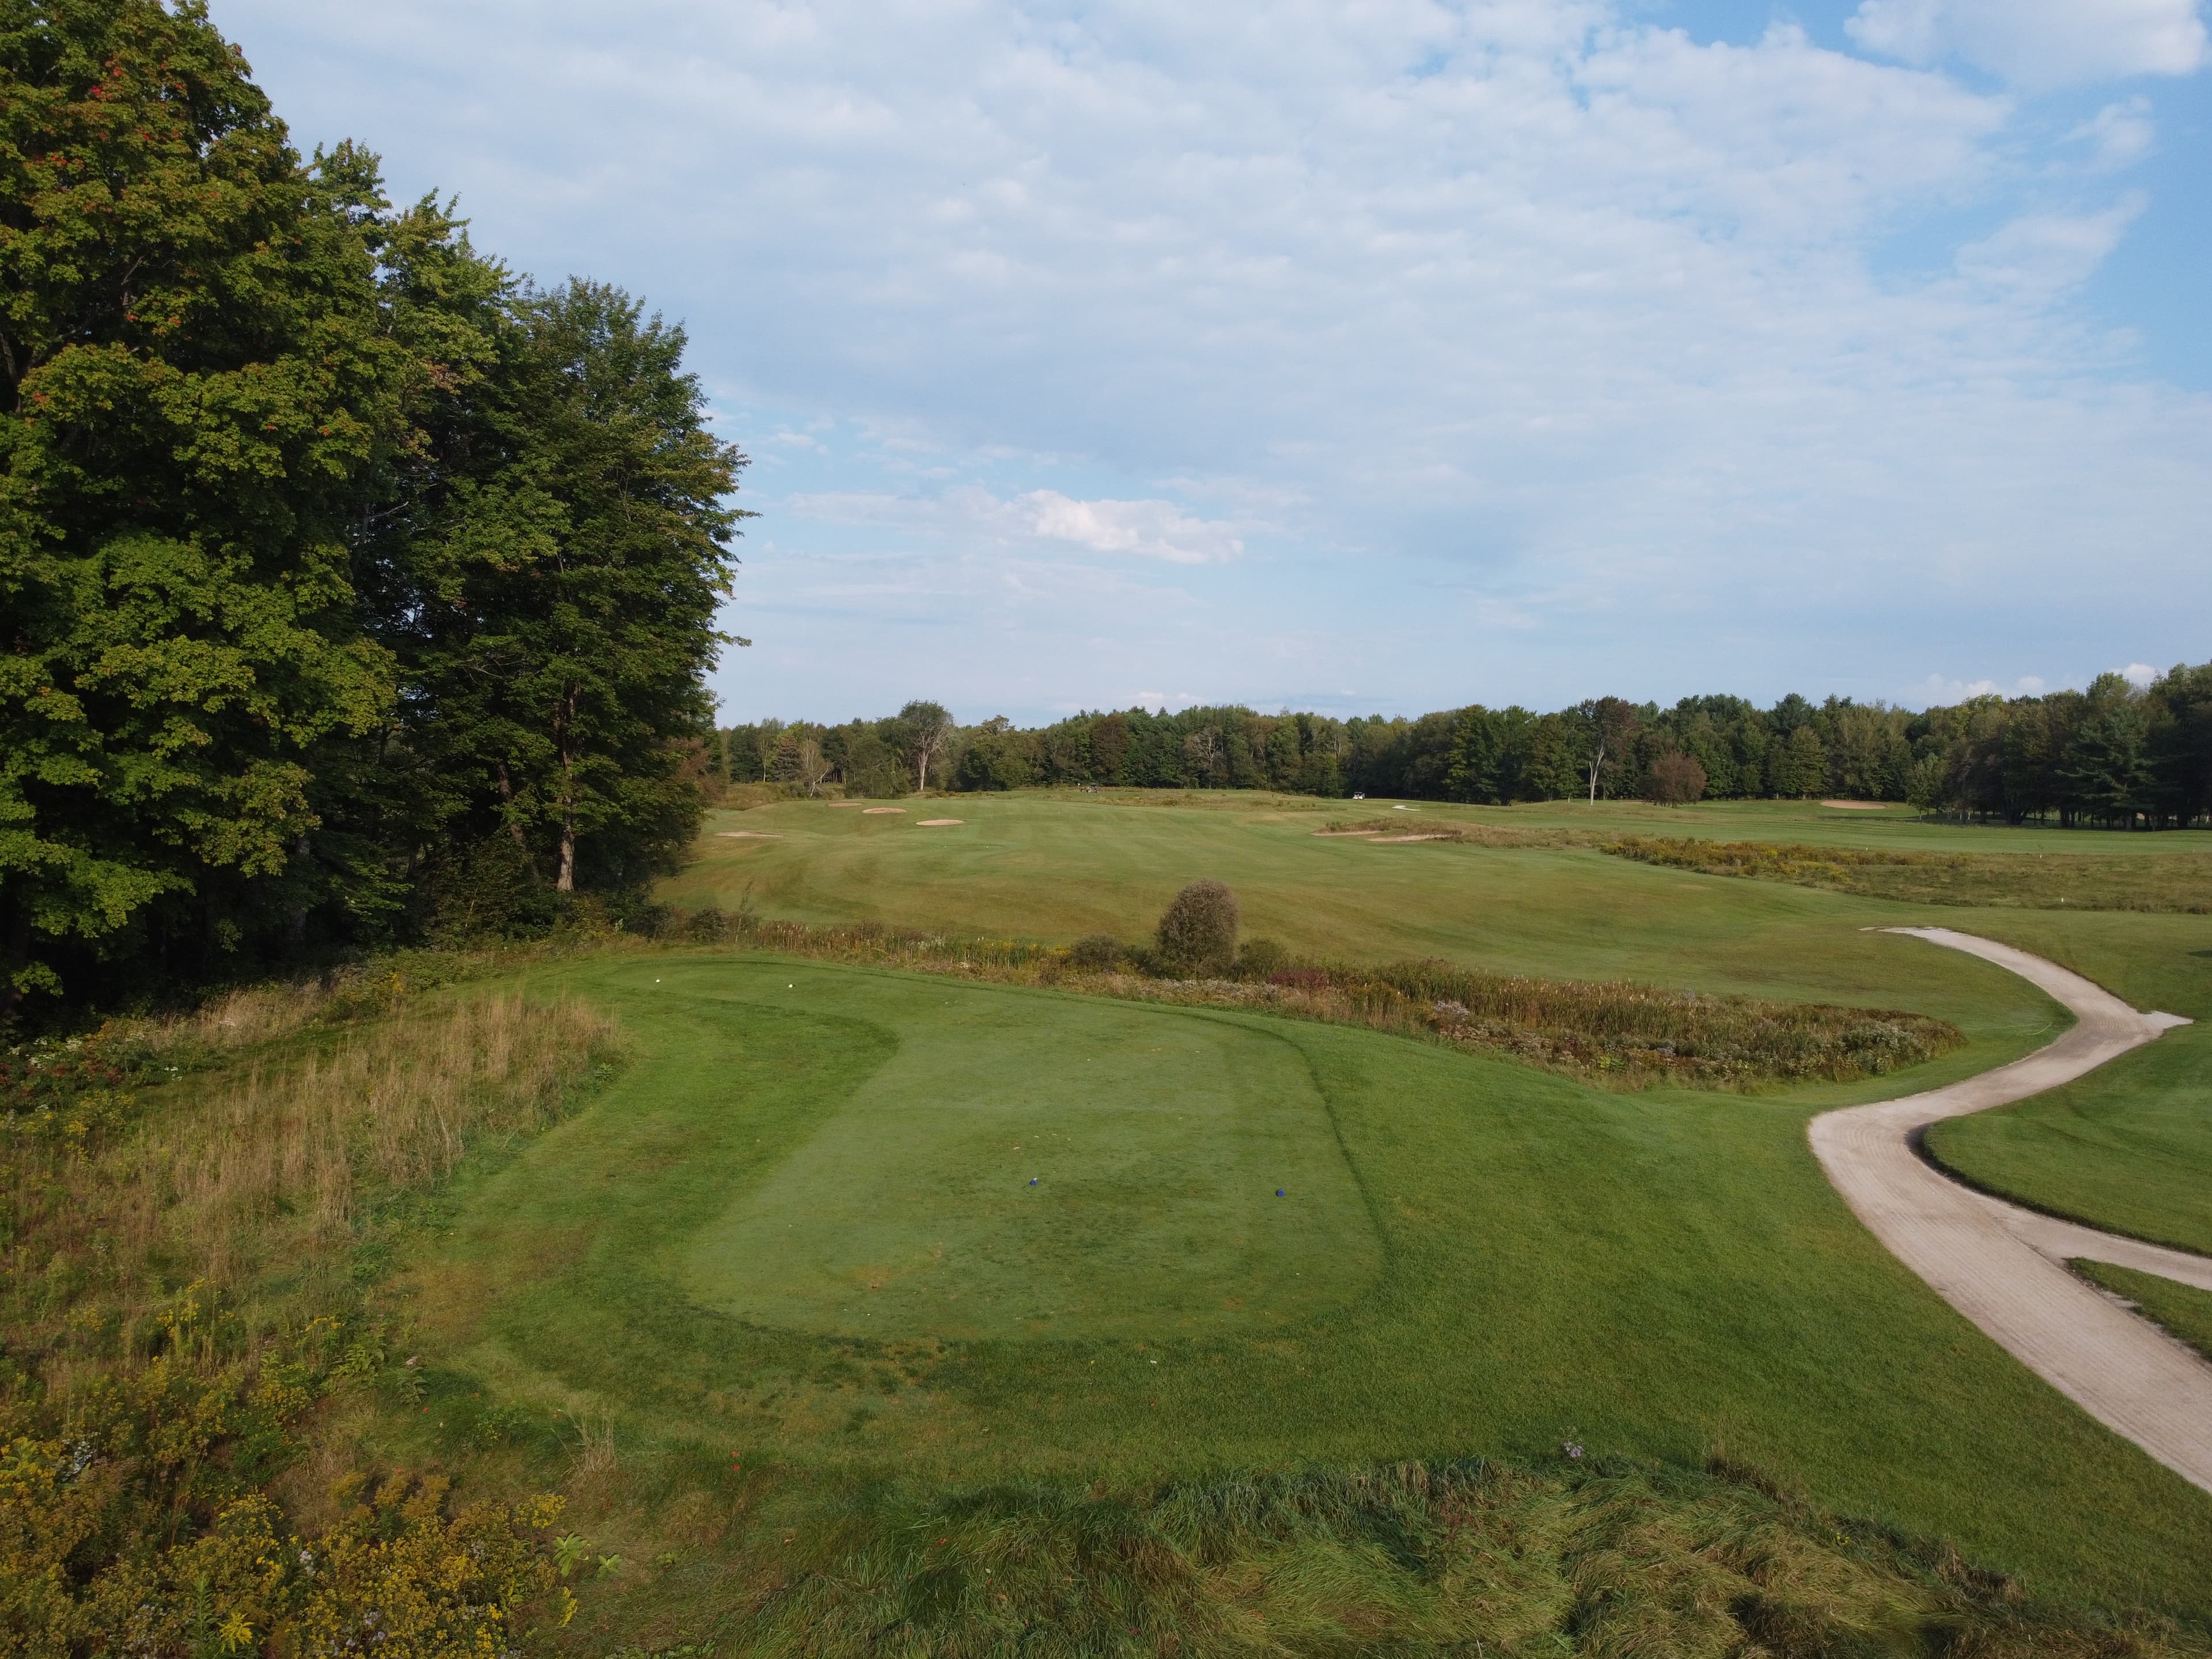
[863,806,906,815]
[918,818,964,826]
[715,831,780,839]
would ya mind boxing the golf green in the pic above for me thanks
[675,967,1378,1339]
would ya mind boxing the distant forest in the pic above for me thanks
[722,665,2212,829]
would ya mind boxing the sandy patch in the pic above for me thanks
[1312,830,1381,838]
[1369,834,1449,843]
[1820,800,1889,810]
[862,807,907,815]
[831,801,867,808]
[918,818,965,827]
[715,831,781,839]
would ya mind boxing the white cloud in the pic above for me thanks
[1955,195,2146,298]
[1846,0,2209,90]
[786,486,1243,563]
[2121,662,2160,687]
[2069,97,2158,169]
[214,1,2212,719]
[1906,673,2052,705]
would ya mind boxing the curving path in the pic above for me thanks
[1808,927,2212,1493]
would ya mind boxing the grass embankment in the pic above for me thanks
[426,954,2212,1648]
[1,979,620,1649]
[739,1458,2192,1657]
[1916,911,2212,1255]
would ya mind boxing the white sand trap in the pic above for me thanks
[918,818,964,827]
[715,831,781,839]
[862,807,907,815]
[1392,804,1415,810]
[1820,800,1889,810]
[1370,834,1449,843]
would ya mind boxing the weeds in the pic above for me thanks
[0,987,615,1654]
[669,909,1959,1090]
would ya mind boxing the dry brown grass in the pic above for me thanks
[5,992,620,1362]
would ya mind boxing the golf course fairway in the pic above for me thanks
[411,949,2212,1616]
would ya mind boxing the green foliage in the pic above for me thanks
[377,278,747,899]
[731,663,2212,832]
[0,6,748,1015]
[1153,878,1238,975]
[0,1,406,1009]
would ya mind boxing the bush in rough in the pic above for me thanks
[1155,881,1239,976]
[1069,934,1126,970]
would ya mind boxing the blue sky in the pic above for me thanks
[211,0,2212,725]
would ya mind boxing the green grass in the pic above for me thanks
[413,952,2212,1624]
[1922,914,2212,1255]
[671,791,2212,1251]
[2071,1260,2212,1365]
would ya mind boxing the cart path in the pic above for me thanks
[1806,927,2212,1493]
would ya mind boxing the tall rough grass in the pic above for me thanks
[5,992,620,1361]
[737,1457,2206,1657]
[670,908,1959,1089]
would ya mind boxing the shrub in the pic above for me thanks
[1069,934,1126,970]
[1645,752,1708,805]
[1154,881,1238,976]
[1236,938,1289,980]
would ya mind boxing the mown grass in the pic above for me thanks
[419,953,2212,1640]
[2071,1260,2212,1366]
[1918,912,2212,1255]
[1604,835,2212,913]
[667,791,2212,1246]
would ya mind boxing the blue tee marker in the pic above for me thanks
[1029,1177,1038,1186]
[1276,1188,1285,1197]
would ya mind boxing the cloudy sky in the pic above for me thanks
[214,0,2211,724]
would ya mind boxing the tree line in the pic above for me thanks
[2,1,744,1016]
[724,665,2212,829]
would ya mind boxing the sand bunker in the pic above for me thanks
[862,807,907,815]
[1313,830,1381,838]
[831,801,866,808]
[1370,834,1449,843]
[918,818,964,827]
[1821,800,1889,810]
[715,831,780,839]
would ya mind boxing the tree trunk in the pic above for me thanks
[286,834,311,947]
[1587,741,1604,805]
[495,762,529,850]
[557,813,577,892]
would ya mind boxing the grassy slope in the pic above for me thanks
[410,952,2212,1618]
[671,793,2212,1248]
[1923,912,2212,1255]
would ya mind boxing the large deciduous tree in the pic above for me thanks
[0,0,403,1010]
[386,279,747,895]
